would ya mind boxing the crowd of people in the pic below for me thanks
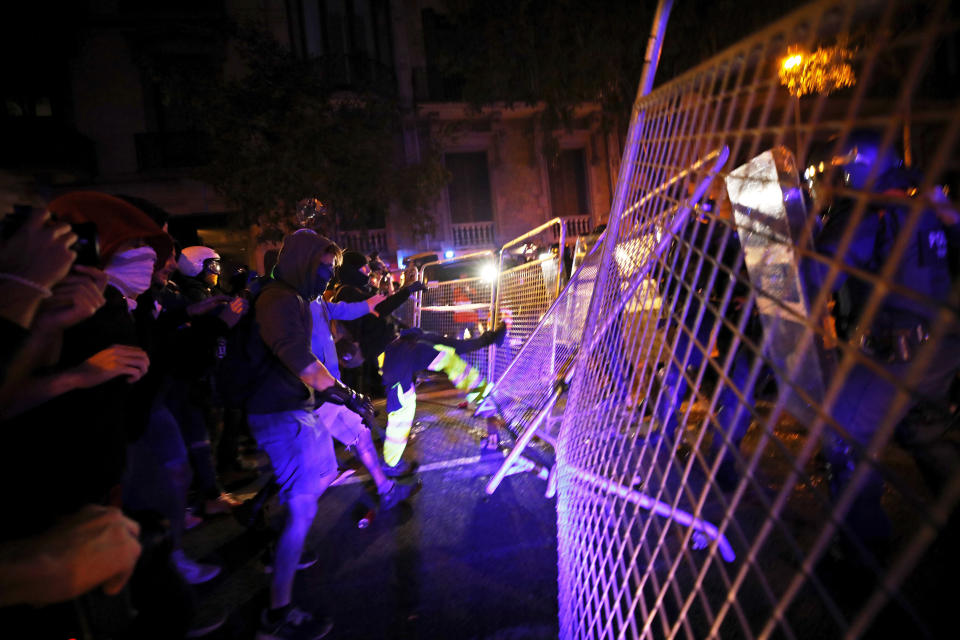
[0,192,503,640]
[3,128,955,639]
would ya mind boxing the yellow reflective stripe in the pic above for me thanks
[427,344,456,372]
[427,351,449,372]
[451,365,471,388]
[384,386,417,466]
[383,423,411,466]
[466,381,492,403]
[398,384,417,410]
[459,368,480,391]
[447,359,467,382]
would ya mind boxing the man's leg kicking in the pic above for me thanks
[321,403,417,507]
[379,324,506,468]
[383,383,418,469]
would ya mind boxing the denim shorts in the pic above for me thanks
[247,409,337,499]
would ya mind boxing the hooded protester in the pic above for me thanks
[336,250,374,291]
[53,191,173,311]
[244,229,381,639]
[333,250,425,396]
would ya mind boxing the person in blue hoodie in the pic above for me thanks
[309,279,421,488]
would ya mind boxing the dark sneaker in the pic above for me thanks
[262,548,319,574]
[256,606,332,640]
[382,458,419,478]
[379,478,422,512]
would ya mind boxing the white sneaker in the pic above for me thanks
[171,549,221,585]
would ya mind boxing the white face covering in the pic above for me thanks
[104,246,157,310]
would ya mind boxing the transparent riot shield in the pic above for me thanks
[725,146,834,426]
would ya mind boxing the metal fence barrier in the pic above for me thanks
[419,250,497,381]
[490,218,567,382]
[548,0,960,638]
[479,233,606,497]
[413,220,571,385]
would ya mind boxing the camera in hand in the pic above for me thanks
[0,205,100,266]
[71,221,100,266]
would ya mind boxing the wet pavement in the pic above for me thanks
[183,385,560,639]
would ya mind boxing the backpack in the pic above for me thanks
[218,285,281,408]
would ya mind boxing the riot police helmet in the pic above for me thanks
[804,129,902,215]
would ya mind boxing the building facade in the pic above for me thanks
[2,0,620,270]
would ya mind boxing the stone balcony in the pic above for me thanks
[335,228,388,255]
[451,221,495,249]
[555,215,593,242]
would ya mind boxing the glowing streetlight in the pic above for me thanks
[778,44,856,97]
[782,53,803,71]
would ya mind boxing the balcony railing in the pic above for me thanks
[554,214,592,242]
[334,228,388,255]
[451,221,495,248]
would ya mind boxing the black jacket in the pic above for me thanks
[2,287,147,539]
[333,284,415,360]
[247,230,334,414]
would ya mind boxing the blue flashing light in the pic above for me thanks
[444,250,455,259]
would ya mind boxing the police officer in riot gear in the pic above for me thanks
[811,129,960,554]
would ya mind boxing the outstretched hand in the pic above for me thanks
[316,380,375,422]
[72,344,150,386]
[186,294,230,317]
[218,295,250,328]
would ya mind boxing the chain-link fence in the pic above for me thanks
[553,0,960,637]
[490,218,567,382]
[479,234,606,496]
[419,251,497,381]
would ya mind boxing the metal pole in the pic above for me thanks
[574,0,674,364]
[488,247,503,381]
[571,466,736,563]
[484,382,563,496]
[639,0,674,97]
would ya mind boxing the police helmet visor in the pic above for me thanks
[202,257,222,275]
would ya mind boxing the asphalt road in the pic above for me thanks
[183,388,560,640]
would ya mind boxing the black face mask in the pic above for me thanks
[316,263,335,295]
[339,266,369,289]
